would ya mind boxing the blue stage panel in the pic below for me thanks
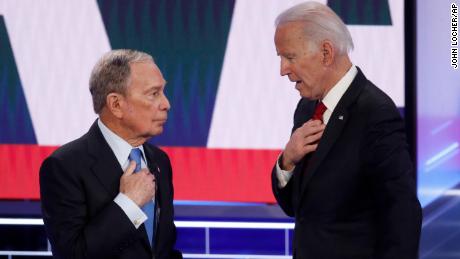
[209,228,285,255]
[176,227,206,254]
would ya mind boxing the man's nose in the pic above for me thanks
[160,94,171,111]
[280,59,290,76]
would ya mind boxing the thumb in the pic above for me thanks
[124,160,137,175]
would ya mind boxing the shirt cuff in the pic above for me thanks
[114,193,147,229]
[276,153,295,188]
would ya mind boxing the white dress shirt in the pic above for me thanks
[276,65,358,188]
[97,119,148,229]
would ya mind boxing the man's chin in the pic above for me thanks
[141,127,164,139]
[151,127,164,136]
[298,90,312,99]
[299,91,321,101]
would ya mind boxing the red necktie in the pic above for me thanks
[312,101,327,123]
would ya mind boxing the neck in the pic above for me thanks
[321,55,352,99]
[99,113,147,147]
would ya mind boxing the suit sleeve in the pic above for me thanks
[40,156,139,259]
[272,164,295,217]
[365,104,422,259]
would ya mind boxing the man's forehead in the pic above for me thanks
[276,21,306,33]
[129,62,165,84]
[130,61,162,75]
[276,24,307,45]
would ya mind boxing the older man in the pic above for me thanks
[40,50,182,259]
[271,2,422,258]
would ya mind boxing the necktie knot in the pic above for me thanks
[128,148,142,173]
[312,101,327,123]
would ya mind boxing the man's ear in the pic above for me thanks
[321,40,335,66]
[106,93,124,119]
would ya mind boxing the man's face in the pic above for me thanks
[121,61,170,139]
[275,22,328,100]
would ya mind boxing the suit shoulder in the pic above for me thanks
[352,81,406,137]
[39,132,92,183]
[48,133,89,162]
[357,80,399,113]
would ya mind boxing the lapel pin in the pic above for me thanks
[338,115,344,120]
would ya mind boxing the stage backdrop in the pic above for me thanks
[0,0,405,203]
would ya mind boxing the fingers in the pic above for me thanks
[119,168,156,206]
[304,129,324,145]
[138,169,155,181]
[124,160,137,176]
[136,171,155,187]
[302,119,322,127]
[284,120,326,165]
[303,143,318,153]
[124,165,155,184]
[290,120,325,150]
[146,172,156,183]
[297,121,324,138]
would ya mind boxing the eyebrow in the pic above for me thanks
[143,85,163,94]
[152,80,167,89]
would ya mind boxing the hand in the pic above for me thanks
[281,120,325,170]
[119,161,156,207]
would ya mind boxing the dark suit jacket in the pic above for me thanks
[40,121,182,259]
[272,68,422,259]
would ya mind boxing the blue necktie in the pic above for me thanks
[129,148,156,247]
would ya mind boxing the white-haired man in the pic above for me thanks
[271,2,421,258]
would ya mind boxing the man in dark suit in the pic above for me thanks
[40,49,182,259]
[271,2,422,258]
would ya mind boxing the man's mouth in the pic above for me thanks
[155,118,167,124]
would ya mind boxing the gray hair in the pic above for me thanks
[275,1,354,55]
[89,49,154,114]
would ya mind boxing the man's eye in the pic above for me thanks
[284,56,295,62]
[152,92,159,97]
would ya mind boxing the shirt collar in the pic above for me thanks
[97,119,146,168]
[321,65,358,112]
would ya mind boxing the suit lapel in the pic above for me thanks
[143,144,161,252]
[293,153,311,211]
[299,108,350,198]
[289,100,316,211]
[143,145,160,184]
[86,121,124,198]
[298,68,367,201]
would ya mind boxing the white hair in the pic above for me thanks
[275,1,354,55]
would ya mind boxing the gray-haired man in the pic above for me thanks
[40,49,182,259]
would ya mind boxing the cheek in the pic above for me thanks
[140,101,156,114]
[295,63,310,79]
[291,64,301,74]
